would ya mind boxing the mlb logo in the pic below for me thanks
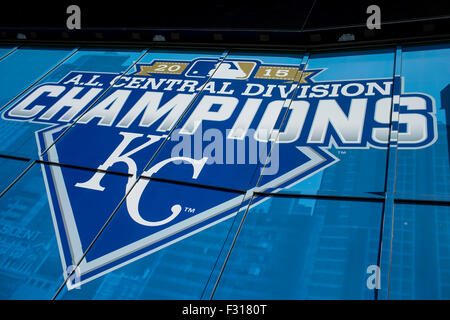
[185,59,218,78]
[186,59,256,79]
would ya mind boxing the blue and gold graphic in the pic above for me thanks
[0,45,448,300]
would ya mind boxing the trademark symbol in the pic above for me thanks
[185,207,196,214]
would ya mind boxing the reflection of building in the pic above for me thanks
[308,149,382,299]
[0,174,61,299]
[375,78,450,298]
[88,270,155,300]
[387,122,450,299]
[388,204,450,299]
[214,197,316,299]
[214,194,380,299]
[303,200,378,299]
[396,123,450,198]
[319,148,386,196]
